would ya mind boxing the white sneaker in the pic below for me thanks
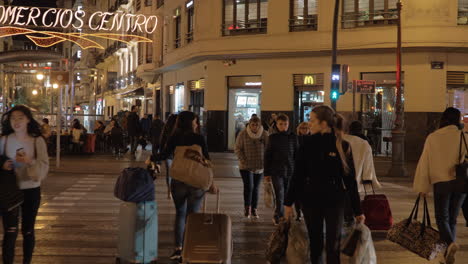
[445,242,459,264]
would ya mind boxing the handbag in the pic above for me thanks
[454,131,468,193]
[170,144,213,191]
[0,136,24,211]
[387,196,446,260]
[361,180,393,230]
[266,219,290,264]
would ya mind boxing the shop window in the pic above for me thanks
[290,0,318,32]
[342,0,399,29]
[222,0,269,36]
[186,1,195,43]
[174,8,182,48]
[157,0,164,8]
[360,72,404,156]
[459,0,468,25]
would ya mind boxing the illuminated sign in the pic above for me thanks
[331,74,340,81]
[0,5,157,49]
[303,75,314,85]
[195,80,200,89]
[186,1,194,8]
[245,82,262,86]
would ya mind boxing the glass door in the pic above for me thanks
[228,88,261,150]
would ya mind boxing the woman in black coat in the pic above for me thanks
[284,106,365,264]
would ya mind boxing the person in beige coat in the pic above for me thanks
[235,115,269,219]
[413,107,467,264]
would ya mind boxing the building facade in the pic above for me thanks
[149,0,468,160]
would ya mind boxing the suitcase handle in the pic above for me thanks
[362,180,375,195]
[202,191,220,214]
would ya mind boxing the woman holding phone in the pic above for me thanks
[0,105,49,264]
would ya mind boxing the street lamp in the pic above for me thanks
[53,83,59,89]
[36,73,44,81]
[387,0,408,177]
[32,89,38,95]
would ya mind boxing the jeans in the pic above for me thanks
[129,136,139,153]
[239,170,263,209]
[433,183,466,245]
[21,187,41,264]
[271,176,289,220]
[2,206,19,264]
[171,179,205,248]
[302,199,345,264]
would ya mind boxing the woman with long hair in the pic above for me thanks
[234,115,269,219]
[159,111,217,261]
[414,107,467,264]
[0,105,49,264]
[158,114,178,198]
[284,105,364,264]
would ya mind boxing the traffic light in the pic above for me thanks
[331,64,341,101]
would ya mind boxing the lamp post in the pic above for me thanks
[53,83,62,168]
[387,0,408,177]
[331,0,340,111]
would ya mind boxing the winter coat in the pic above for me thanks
[285,132,362,216]
[413,125,467,194]
[234,126,269,172]
[343,134,381,192]
[126,112,141,137]
[264,131,298,178]
[150,119,165,146]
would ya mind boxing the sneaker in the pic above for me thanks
[169,248,182,260]
[272,217,280,226]
[445,242,459,264]
[244,207,251,218]
[251,208,259,219]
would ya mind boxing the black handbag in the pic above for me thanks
[0,136,24,211]
[454,132,468,193]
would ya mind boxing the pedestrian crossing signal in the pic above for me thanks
[331,64,341,101]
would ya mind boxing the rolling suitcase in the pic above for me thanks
[361,180,393,230]
[182,192,232,264]
[116,201,158,264]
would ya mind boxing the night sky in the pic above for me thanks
[12,0,57,8]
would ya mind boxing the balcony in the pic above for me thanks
[342,11,398,29]
[289,15,318,32]
[222,19,268,36]
[186,31,194,44]
[174,37,181,48]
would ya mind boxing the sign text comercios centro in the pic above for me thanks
[0,5,158,49]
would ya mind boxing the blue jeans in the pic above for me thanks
[271,176,289,220]
[171,179,205,248]
[239,170,263,209]
[434,183,467,245]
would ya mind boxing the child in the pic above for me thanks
[264,114,298,225]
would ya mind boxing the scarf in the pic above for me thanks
[246,125,264,139]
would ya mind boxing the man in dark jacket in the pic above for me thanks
[264,113,298,225]
[150,114,165,156]
[127,105,141,156]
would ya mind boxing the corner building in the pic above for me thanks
[154,0,468,161]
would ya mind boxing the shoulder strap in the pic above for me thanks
[34,137,37,159]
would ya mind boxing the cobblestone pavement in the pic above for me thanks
[0,151,467,264]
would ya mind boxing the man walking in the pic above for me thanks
[150,114,165,156]
[126,105,141,157]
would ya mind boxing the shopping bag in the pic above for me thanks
[342,225,362,257]
[387,196,446,260]
[264,180,275,209]
[266,219,290,264]
[170,145,213,191]
[346,223,377,264]
[286,221,309,263]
